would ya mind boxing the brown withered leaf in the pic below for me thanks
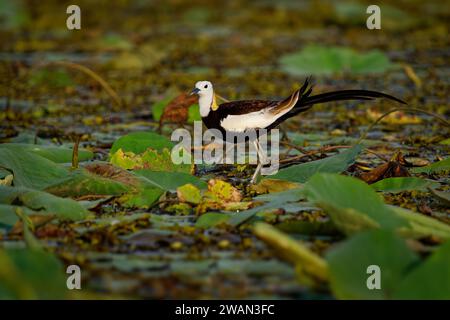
[159,93,197,128]
[84,162,139,187]
[359,152,410,184]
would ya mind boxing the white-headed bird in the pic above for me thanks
[190,77,405,182]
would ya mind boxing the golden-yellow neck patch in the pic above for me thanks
[211,93,219,111]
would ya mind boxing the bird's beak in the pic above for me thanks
[189,87,200,95]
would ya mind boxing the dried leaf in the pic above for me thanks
[159,93,198,127]
[360,152,410,184]
[84,163,139,187]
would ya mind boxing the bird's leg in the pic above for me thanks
[250,162,262,184]
[250,139,267,184]
[256,139,268,165]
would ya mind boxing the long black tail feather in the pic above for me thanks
[268,77,406,129]
[291,77,406,115]
[301,89,406,107]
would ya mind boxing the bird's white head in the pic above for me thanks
[191,80,213,96]
[190,80,217,117]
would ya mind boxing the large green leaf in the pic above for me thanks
[0,249,67,299]
[119,186,163,209]
[268,145,363,183]
[393,241,450,299]
[42,164,165,208]
[390,206,450,240]
[304,173,450,240]
[110,131,174,155]
[0,143,93,163]
[280,45,394,76]
[304,173,406,231]
[0,186,89,221]
[371,177,440,193]
[327,230,420,299]
[0,147,69,190]
[319,204,380,236]
[45,169,130,197]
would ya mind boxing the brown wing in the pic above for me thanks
[217,89,302,118]
[217,100,277,116]
[215,77,312,119]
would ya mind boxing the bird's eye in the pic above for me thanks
[204,84,208,88]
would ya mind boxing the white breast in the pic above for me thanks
[220,108,286,132]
